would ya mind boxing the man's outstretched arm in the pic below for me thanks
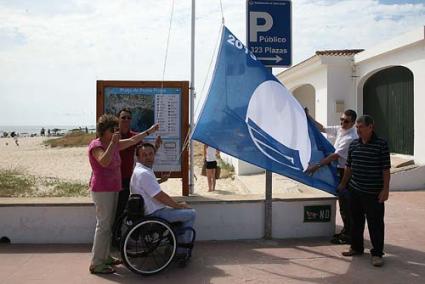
[154,191,191,209]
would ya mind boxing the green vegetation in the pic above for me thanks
[193,140,235,179]
[0,168,36,197]
[44,131,95,148]
[0,168,89,198]
[218,159,235,179]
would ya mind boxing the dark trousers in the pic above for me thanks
[350,189,385,256]
[337,168,351,236]
[114,178,131,224]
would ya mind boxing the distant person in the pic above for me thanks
[306,109,358,245]
[339,115,390,267]
[11,131,19,146]
[85,126,88,134]
[204,144,220,192]
[131,143,196,261]
[47,129,51,136]
[87,114,158,274]
[113,108,162,229]
[40,128,45,136]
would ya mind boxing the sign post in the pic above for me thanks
[247,0,292,67]
[247,0,292,239]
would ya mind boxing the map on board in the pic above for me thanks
[104,87,182,172]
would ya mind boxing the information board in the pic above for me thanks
[96,81,189,195]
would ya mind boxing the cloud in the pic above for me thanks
[0,27,27,50]
[0,0,424,125]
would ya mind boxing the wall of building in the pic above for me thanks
[279,63,329,125]
[355,39,425,163]
[292,84,316,118]
[323,56,357,125]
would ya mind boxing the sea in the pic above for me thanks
[0,125,96,136]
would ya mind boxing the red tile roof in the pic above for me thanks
[315,49,364,56]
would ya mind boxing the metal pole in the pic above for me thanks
[189,0,195,194]
[264,67,273,239]
[265,170,272,239]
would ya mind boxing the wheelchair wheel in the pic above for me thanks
[120,218,177,275]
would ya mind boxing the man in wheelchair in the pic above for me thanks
[130,143,196,262]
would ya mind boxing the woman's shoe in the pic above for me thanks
[105,256,123,266]
[89,264,116,274]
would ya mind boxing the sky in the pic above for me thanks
[0,0,424,126]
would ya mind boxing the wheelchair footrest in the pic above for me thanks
[177,243,194,249]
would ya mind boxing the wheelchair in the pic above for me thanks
[112,194,196,275]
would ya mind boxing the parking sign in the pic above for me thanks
[247,0,292,67]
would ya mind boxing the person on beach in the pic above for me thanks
[339,115,390,267]
[11,131,19,146]
[131,142,196,261]
[306,108,358,245]
[113,108,162,232]
[88,114,159,274]
[204,144,220,192]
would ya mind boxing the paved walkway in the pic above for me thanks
[1,191,424,284]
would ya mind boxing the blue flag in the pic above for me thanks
[192,26,338,194]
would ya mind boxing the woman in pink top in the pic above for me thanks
[88,114,158,274]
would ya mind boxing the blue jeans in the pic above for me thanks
[150,207,196,254]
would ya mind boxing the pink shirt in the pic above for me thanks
[88,138,122,192]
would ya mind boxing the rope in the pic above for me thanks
[193,25,223,120]
[157,0,175,121]
[158,0,224,182]
[161,0,175,94]
[156,0,175,177]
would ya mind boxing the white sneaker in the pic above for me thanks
[371,256,384,267]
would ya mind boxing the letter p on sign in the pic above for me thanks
[249,12,273,43]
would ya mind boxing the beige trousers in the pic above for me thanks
[91,191,118,266]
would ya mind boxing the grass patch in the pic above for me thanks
[0,168,36,197]
[44,131,95,148]
[218,159,234,179]
[0,168,89,197]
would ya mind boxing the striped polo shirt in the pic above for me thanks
[346,133,391,194]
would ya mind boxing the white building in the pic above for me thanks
[226,26,425,189]
[278,26,425,161]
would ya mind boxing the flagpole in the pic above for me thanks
[189,0,195,195]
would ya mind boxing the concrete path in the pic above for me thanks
[1,191,424,284]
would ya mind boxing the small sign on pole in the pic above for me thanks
[246,0,292,67]
[304,205,332,223]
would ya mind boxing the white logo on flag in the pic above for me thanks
[246,80,311,170]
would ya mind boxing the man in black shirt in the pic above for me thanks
[338,115,391,267]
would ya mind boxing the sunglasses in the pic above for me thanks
[340,118,351,124]
[120,116,132,120]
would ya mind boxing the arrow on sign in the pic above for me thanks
[257,55,282,63]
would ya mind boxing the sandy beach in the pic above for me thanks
[0,136,249,197]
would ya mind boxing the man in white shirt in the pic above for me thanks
[306,109,358,244]
[130,143,196,258]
